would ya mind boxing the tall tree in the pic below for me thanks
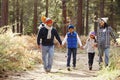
[77,0,83,35]
[12,0,16,33]
[46,0,48,17]
[33,0,38,34]
[16,0,20,33]
[109,0,115,31]
[0,0,1,27]
[62,0,67,36]
[94,11,98,34]
[20,1,23,34]
[1,0,8,27]
[100,0,105,17]
[86,0,89,35]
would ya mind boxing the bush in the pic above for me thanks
[0,29,42,73]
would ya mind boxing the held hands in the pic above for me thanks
[80,46,84,50]
[59,44,63,48]
[114,42,119,46]
[38,45,41,49]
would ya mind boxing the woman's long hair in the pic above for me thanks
[103,22,109,28]
[100,22,109,29]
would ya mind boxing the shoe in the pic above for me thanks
[89,66,92,70]
[99,64,103,70]
[45,69,51,73]
[67,67,71,71]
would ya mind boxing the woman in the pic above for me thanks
[97,18,117,68]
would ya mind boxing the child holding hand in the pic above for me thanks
[62,25,82,71]
[83,32,97,70]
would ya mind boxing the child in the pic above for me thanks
[62,25,82,71]
[38,16,46,29]
[83,31,97,70]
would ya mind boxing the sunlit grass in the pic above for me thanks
[95,45,120,80]
[0,27,42,73]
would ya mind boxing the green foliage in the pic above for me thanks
[4,0,120,34]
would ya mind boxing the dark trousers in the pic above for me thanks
[88,52,95,67]
[67,48,77,67]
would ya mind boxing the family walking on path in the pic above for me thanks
[37,16,118,73]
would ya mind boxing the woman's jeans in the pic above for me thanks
[98,46,110,66]
[41,45,54,71]
[67,48,77,67]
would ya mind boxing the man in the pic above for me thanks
[37,18,62,72]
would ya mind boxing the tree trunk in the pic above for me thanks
[0,18,1,27]
[12,0,15,33]
[62,0,67,36]
[94,11,98,34]
[16,0,20,33]
[100,0,104,17]
[86,0,89,36]
[0,0,1,27]
[20,2,23,34]
[33,0,38,34]
[110,0,115,31]
[46,0,48,17]
[77,0,83,35]
[1,0,8,27]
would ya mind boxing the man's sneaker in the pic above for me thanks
[67,67,71,71]
[45,69,51,73]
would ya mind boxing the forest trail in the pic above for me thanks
[3,49,99,80]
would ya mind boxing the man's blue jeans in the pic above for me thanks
[41,45,54,71]
[67,48,77,67]
[98,46,110,66]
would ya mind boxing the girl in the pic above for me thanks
[83,32,97,70]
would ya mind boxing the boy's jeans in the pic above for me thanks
[67,48,77,67]
[41,45,54,71]
[98,46,110,66]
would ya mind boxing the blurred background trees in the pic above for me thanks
[0,0,120,35]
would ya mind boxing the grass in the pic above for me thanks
[0,27,42,73]
[95,45,120,80]
[96,69,120,80]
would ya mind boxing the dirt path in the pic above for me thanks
[4,49,99,80]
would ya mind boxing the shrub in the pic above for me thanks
[0,29,42,73]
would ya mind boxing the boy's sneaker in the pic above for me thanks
[67,67,71,71]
